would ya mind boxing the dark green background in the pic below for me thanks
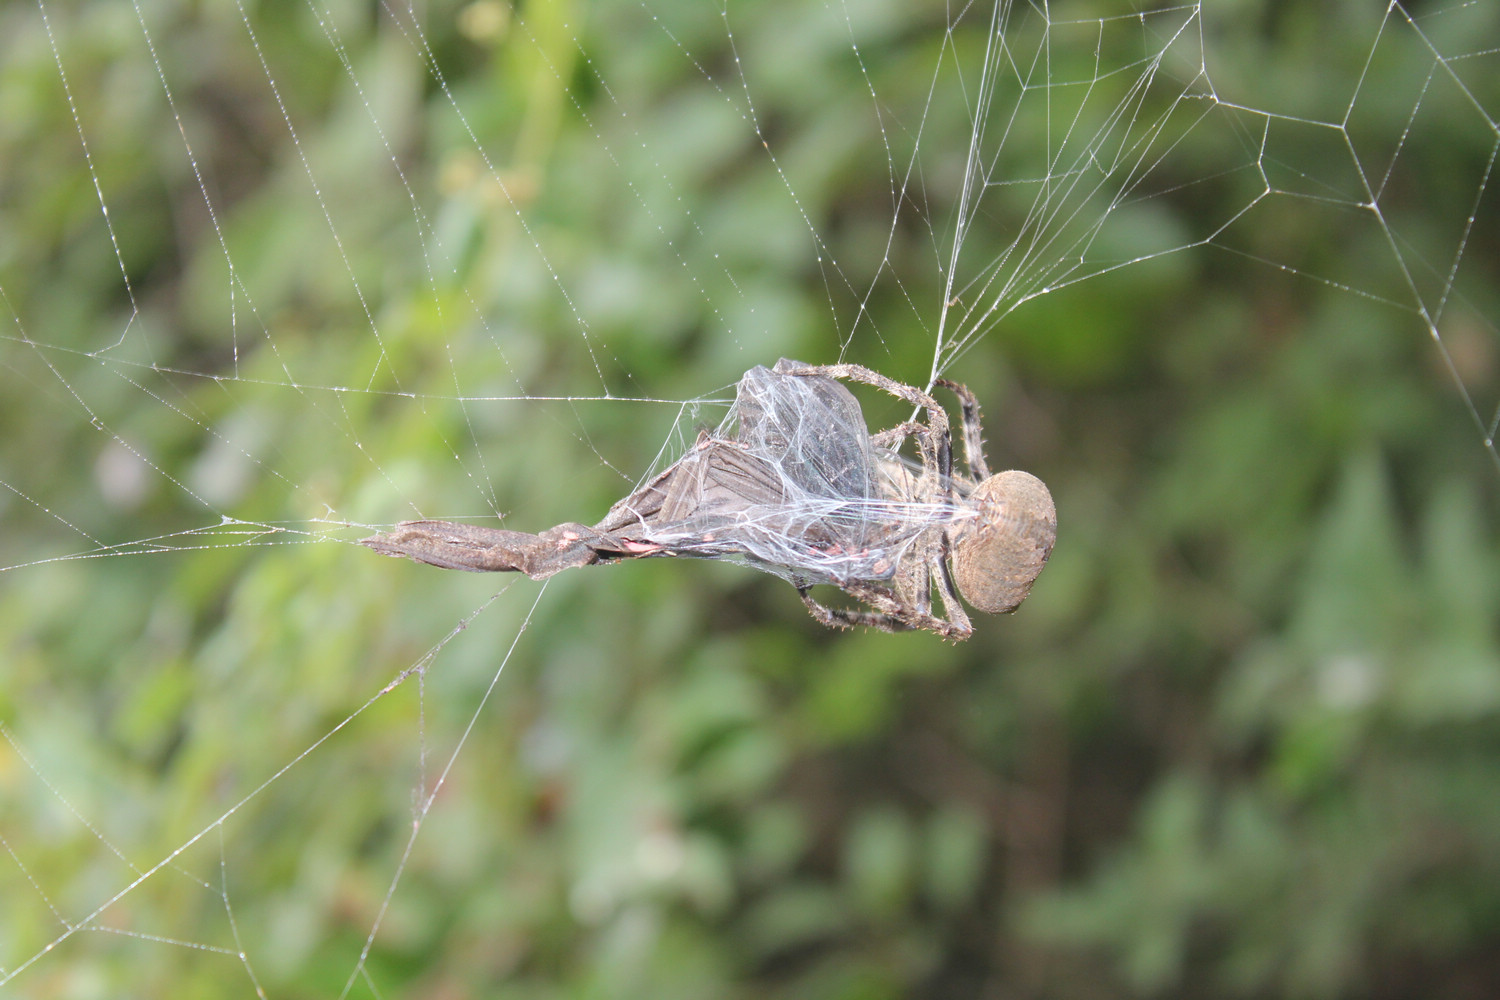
[2,1,1498,997]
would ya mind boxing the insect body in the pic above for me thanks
[363,361,1055,639]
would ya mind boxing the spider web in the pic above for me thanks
[0,0,1495,993]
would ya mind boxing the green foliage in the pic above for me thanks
[2,1,1498,998]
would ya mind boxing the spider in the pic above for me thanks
[362,360,1055,640]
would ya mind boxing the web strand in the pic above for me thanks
[1,0,1495,992]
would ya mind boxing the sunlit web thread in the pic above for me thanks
[28,4,297,532]
[36,0,142,360]
[828,0,950,366]
[232,0,501,517]
[378,0,615,393]
[936,7,1219,377]
[5,0,1500,993]
[295,0,520,514]
[80,0,434,527]
[718,2,915,361]
[298,0,604,518]
[529,20,744,359]
[340,586,546,1000]
[629,0,779,320]
[1342,2,1499,471]
[300,0,540,430]
[0,579,519,990]
[386,1,758,487]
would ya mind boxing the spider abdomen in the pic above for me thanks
[953,470,1056,614]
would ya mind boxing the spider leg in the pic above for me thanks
[798,587,913,633]
[777,361,943,417]
[870,420,945,490]
[885,532,972,640]
[870,420,927,451]
[930,539,973,637]
[934,378,991,481]
[797,578,973,641]
[779,362,954,484]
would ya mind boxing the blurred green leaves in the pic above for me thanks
[1029,445,1500,996]
[2,1,1499,998]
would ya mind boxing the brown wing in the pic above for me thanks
[593,437,785,534]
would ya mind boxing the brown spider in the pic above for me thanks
[362,360,1055,639]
